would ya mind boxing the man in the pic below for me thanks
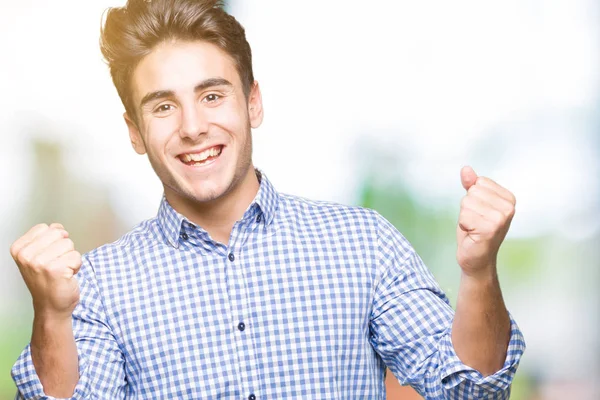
[10,0,525,398]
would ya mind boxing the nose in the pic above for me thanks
[179,102,208,140]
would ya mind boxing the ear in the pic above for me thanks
[247,81,264,129]
[124,112,147,155]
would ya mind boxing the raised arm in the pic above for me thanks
[369,182,525,399]
[10,223,80,397]
[452,166,515,375]
[10,224,127,399]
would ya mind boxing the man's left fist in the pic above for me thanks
[457,166,516,276]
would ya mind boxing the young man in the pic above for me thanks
[10,0,525,399]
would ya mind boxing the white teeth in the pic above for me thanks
[189,153,206,162]
[182,146,222,163]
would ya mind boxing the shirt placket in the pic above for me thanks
[226,218,262,400]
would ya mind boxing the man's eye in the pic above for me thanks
[155,104,174,113]
[204,94,221,103]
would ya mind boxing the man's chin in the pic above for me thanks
[165,168,240,206]
[182,186,226,204]
[191,191,224,204]
[163,181,222,206]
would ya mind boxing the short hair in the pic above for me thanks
[100,0,254,119]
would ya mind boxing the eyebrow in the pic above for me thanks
[139,78,234,109]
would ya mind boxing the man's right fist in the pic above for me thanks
[10,223,82,319]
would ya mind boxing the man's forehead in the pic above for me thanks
[131,40,239,100]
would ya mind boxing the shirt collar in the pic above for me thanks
[157,168,279,248]
[253,169,279,227]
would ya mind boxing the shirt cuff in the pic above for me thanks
[439,313,526,397]
[11,344,90,400]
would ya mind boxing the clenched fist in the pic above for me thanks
[456,166,516,276]
[10,223,81,319]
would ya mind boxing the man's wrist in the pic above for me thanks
[460,263,498,283]
[32,310,73,330]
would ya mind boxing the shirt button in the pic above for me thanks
[248,395,256,400]
[180,232,188,240]
[228,252,235,262]
[256,214,262,223]
[238,322,245,331]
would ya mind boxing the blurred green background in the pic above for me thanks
[1,0,598,399]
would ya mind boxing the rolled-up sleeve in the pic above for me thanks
[11,256,127,400]
[369,212,525,400]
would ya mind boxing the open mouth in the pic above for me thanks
[178,145,224,167]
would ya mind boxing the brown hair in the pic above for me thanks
[100,0,254,119]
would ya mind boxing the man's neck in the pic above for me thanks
[165,167,260,246]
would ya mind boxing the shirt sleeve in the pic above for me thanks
[11,255,127,400]
[368,212,526,400]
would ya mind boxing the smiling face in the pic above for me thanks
[125,40,263,210]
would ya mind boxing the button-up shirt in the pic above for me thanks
[12,170,525,399]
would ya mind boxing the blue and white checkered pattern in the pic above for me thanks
[12,170,525,399]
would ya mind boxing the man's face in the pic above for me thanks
[126,40,263,206]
